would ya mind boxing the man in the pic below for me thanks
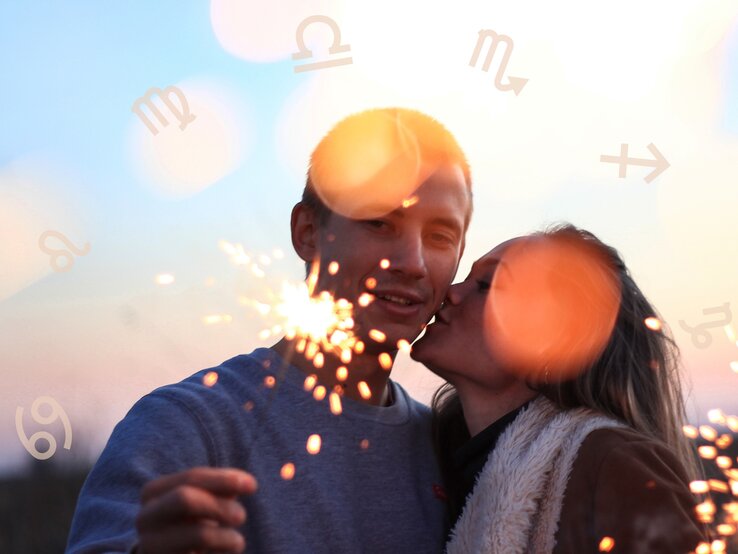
[66,107,473,553]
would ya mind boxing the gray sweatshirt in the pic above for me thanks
[66,348,447,553]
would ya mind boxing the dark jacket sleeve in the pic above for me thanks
[555,428,707,554]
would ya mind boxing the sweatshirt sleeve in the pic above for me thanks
[592,437,707,554]
[65,392,216,554]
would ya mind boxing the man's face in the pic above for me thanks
[309,163,471,350]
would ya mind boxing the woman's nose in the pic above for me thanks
[445,282,464,305]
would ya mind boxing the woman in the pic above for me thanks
[411,224,707,554]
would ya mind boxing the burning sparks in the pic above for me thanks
[202,371,218,387]
[155,273,175,285]
[360,438,370,450]
[401,195,419,208]
[336,366,348,382]
[202,314,233,325]
[696,500,717,523]
[274,281,359,362]
[304,374,317,391]
[329,392,342,415]
[264,376,276,388]
[358,381,372,400]
[730,361,738,373]
[365,277,377,289]
[369,329,386,343]
[644,316,662,331]
[313,385,327,401]
[219,240,251,265]
[358,293,374,307]
[598,536,615,552]
[306,434,321,454]
[328,261,339,275]
[280,462,295,480]
[379,353,393,370]
[379,259,391,270]
[397,339,412,354]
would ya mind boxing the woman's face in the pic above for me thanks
[411,239,520,388]
[412,232,622,387]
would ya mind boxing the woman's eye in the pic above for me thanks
[365,220,387,229]
[476,280,491,291]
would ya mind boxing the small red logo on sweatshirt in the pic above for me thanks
[432,483,448,502]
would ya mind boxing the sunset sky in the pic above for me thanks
[1,0,738,475]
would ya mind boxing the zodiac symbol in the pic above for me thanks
[131,85,197,136]
[38,230,91,273]
[292,15,353,73]
[15,396,73,461]
[679,302,732,349]
[469,29,528,96]
[600,143,670,183]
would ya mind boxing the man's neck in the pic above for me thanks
[271,337,396,406]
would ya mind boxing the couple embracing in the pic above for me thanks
[67,108,706,554]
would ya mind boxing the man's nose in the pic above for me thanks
[388,233,428,280]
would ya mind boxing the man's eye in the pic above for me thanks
[429,232,456,245]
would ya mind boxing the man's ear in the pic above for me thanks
[290,202,320,263]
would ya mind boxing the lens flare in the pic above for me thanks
[484,234,621,382]
[308,109,424,219]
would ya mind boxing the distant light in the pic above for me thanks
[155,273,175,285]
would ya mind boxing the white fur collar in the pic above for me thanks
[446,396,624,554]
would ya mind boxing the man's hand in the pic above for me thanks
[135,467,258,554]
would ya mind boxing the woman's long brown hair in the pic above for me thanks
[432,223,699,512]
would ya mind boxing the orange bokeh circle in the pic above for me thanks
[484,234,621,382]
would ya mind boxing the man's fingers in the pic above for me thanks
[138,523,245,554]
[137,485,246,532]
[141,467,257,503]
